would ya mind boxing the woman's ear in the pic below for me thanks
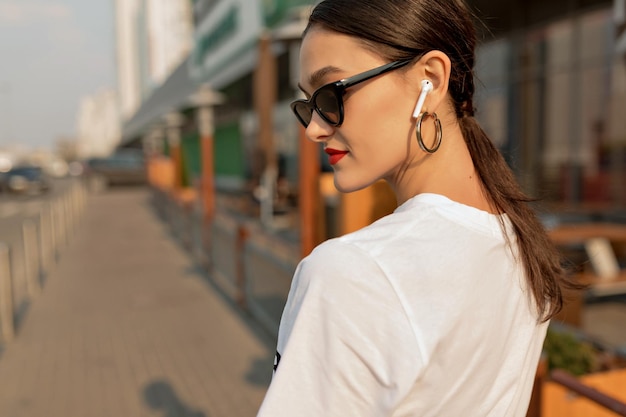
[412,50,452,114]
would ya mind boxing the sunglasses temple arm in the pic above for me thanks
[341,60,412,89]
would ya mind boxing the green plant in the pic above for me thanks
[543,328,597,376]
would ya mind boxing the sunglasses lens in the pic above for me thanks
[291,85,342,127]
[315,87,340,125]
[293,102,313,127]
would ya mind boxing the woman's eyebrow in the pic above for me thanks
[299,65,344,93]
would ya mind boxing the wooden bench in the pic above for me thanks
[547,223,626,326]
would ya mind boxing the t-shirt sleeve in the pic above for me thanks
[256,240,424,417]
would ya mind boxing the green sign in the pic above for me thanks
[262,0,313,27]
[193,6,238,67]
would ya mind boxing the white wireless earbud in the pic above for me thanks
[412,80,433,119]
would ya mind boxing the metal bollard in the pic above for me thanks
[57,200,67,249]
[48,202,58,261]
[65,197,71,241]
[78,182,86,220]
[78,181,86,214]
[235,223,250,308]
[68,193,76,238]
[0,243,14,343]
[62,194,74,239]
[71,185,80,227]
[39,206,51,271]
[22,219,41,297]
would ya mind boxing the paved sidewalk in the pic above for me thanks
[0,189,275,417]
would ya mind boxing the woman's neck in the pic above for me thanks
[391,127,497,214]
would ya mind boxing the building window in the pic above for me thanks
[475,7,625,208]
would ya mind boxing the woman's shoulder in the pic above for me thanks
[303,237,380,277]
[294,237,394,298]
[296,207,428,283]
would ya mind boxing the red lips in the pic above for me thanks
[325,148,349,165]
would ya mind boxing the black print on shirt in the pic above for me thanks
[273,351,281,372]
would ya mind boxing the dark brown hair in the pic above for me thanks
[306,0,576,321]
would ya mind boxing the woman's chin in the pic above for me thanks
[333,176,373,194]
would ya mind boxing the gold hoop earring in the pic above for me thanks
[415,112,442,154]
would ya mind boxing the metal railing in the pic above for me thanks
[550,369,626,416]
[0,180,87,344]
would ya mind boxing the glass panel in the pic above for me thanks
[607,47,626,206]
[577,10,613,203]
[542,19,574,199]
[518,34,546,197]
[475,38,510,148]
[475,6,625,207]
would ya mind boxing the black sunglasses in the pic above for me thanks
[290,59,413,128]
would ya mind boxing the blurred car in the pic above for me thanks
[0,165,50,195]
[83,150,147,191]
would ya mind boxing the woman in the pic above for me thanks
[257,1,573,416]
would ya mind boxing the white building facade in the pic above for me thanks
[115,0,194,124]
[75,89,121,158]
[115,0,142,122]
[147,1,194,86]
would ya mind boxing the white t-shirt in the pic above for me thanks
[257,193,548,417]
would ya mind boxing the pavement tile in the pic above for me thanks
[0,189,274,417]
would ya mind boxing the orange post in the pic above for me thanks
[200,134,215,221]
[298,124,321,257]
[253,33,278,226]
[191,85,224,223]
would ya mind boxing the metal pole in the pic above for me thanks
[57,200,67,249]
[0,242,14,343]
[49,202,58,262]
[22,219,41,297]
[551,369,626,416]
[39,207,50,272]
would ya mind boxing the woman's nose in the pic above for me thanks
[305,111,333,143]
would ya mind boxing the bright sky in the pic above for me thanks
[0,0,115,151]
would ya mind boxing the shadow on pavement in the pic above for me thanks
[142,193,279,390]
[144,380,208,417]
[245,350,275,387]
[12,299,31,337]
[181,264,276,388]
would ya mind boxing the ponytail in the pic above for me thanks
[459,115,576,321]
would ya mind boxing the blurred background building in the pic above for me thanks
[115,0,142,122]
[105,0,625,242]
[473,0,626,210]
[75,88,120,158]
